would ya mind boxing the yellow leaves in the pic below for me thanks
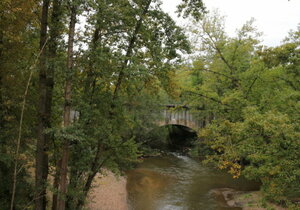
[1,0,39,34]
[4,115,15,121]
[217,148,223,153]
[218,160,242,179]
[268,166,281,176]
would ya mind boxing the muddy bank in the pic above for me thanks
[87,171,128,210]
[210,188,287,210]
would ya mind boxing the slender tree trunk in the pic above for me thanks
[46,1,63,209]
[112,0,152,100]
[76,142,105,209]
[46,0,62,139]
[56,4,77,210]
[69,27,101,210]
[52,159,61,210]
[0,75,3,129]
[84,27,100,94]
[35,0,50,209]
[0,31,4,131]
[66,165,80,209]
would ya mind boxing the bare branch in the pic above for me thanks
[10,37,49,210]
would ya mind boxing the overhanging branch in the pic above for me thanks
[185,90,232,108]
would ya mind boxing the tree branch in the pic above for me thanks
[197,68,239,82]
[205,31,236,74]
[186,90,231,107]
[245,76,258,98]
[112,0,152,100]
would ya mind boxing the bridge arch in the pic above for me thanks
[157,105,204,130]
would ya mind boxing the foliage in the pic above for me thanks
[184,11,300,203]
[176,0,206,21]
[61,1,194,205]
[4,0,300,208]
[0,0,40,208]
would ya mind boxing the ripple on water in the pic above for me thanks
[127,155,258,210]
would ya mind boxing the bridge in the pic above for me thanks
[71,104,206,131]
[158,105,205,130]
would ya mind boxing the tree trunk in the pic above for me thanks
[112,0,152,100]
[0,31,4,132]
[56,3,77,210]
[35,0,50,209]
[76,142,105,209]
[46,0,63,209]
[52,159,61,210]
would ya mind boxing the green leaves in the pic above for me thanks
[176,0,206,21]
[183,11,300,203]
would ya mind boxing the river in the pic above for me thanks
[126,153,259,210]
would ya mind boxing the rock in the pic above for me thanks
[209,188,287,210]
[209,188,238,207]
[227,199,237,207]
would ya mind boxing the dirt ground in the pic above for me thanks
[87,171,128,210]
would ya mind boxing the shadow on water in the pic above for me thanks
[146,124,197,153]
[126,154,259,210]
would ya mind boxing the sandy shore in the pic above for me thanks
[87,171,128,210]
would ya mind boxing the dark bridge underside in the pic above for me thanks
[167,125,197,150]
[147,124,197,151]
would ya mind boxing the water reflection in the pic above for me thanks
[126,169,172,210]
[126,154,259,210]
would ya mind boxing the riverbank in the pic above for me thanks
[210,188,287,210]
[87,171,128,210]
[86,163,289,210]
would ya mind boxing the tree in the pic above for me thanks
[59,0,199,208]
[0,0,40,209]
[53,1,78,210]
[35,1,50,209]
[185,11,300,204]
[1,0,207,209]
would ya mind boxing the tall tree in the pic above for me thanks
[56,1,77,209]
[184,11,300,204]
[47,0,64,209]
[35,0,50,209]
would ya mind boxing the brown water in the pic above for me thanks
[126,153,259,210]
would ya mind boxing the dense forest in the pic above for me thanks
[0,0,299,209]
